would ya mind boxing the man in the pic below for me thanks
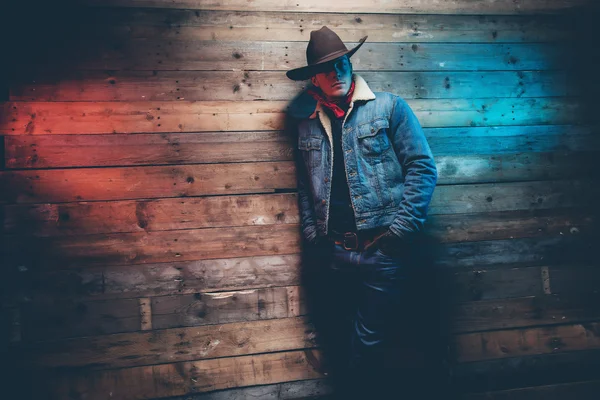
[285,27,438,398]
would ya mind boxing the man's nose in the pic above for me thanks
[334,64,343,78]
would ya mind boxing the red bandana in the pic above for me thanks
[307,80,356,119]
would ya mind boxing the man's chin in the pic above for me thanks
[325,87,349,99]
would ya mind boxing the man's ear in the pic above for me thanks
[310,76,319,88]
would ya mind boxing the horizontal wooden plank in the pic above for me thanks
[18,278,600,341]
[9,280,327,339]
[451,294,600,333]
[435,235,593,269]
[154,377,600,399]
[10,70,575,102]
[24,330,600,399]
[6,125,597,169]
[14,316,315,369]
[64,11,572,44]
[4,131,293,168]
[163,378,332,400]
[447,265,546,303]
[18,286,304,341]
[0,162,295,203]
[50,349,323,399]
[4,182,597,236]
[81,0,590,15]
[428,179,597,215]
[426,208,593,244]
[3,193,300,236]
[129,11,573,43]
[1,98,584,135]
[3,209,592,269]
[443,262,600,303]
[20,254,304,300]
[3,224,301,269]
[454,322,600,363]
[15,293,600,368]
[151,286,304,328]
[22,40,569,72]
[463,380,600,400]
[2,152,597,204]
[548,265,600,295]
[20,297,141,341]
[453,348,600,393]
[7,235,592,303]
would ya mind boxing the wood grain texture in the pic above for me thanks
[454,350,600,393]
[138,297,152,330]
[451,294,600,333]
[4,193,300,236]
[443,262,599,303]
[4,224,302,269]
[159,379,333,400]
[1,152,596,204]
[425,208,594,243]
[12,294,600,368]
[5,125,598,169]
[151,286,304,328]
[4,183,596,236]
[15,285,304,340]
[81,0,590,15]
[1,97,584,135]
[5,131,294,168]
[9,70,574,102]
[435,235,593,269]
[50,349,323,399]
[15,283,600,343]
[14,316,316,369]
[0,162,294,203]
[89,10,570,43]
[12,40,568,72]
[463,380,600,400]
[22,254,304,300]
[20,297,141,341]
[0,98,581,135]
[3,209,593,269]
[454,322,600,362]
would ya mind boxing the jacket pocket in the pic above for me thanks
[298,136,323,168]
[356,118,391,157]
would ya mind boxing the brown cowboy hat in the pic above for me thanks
[286,26,367,81]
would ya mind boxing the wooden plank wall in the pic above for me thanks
[1,0,599,399]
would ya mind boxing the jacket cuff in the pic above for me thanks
[387,224,406,240]
[304,226,318,243]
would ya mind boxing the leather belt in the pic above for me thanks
[328,227,387,251]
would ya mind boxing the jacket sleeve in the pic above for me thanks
[387,97,438,239]
[286,114,318,243]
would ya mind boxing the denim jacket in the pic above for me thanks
[286,74,438,243]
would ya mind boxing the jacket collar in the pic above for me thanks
[308,74,375,147]
[308,74,376,120]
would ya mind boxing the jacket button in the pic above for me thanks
[324,177,329,182]
[371,127,375,133]
[321,199,326,205]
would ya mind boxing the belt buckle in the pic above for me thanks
[343,232,359,251]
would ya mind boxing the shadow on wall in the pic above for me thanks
[298,233,452,399]
[0,3,139,397]
[3,1,118,80]
[558,3,600,251]
[558,3,600,128]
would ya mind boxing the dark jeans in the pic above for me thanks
[306,241,415,399]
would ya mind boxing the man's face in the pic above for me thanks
[310,56,353,99]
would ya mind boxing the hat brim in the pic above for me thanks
[286,36,367,81]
